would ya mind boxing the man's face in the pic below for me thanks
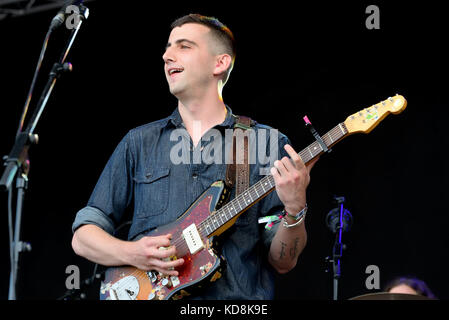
[163,23,217,99]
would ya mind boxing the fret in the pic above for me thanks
[298,150,307,163]
[324,132,332,147]
[223,206,231,220]
[236,198,243,211]
[244,192,252,205]
[221,211,227,223]
[311,142,320,155]
[260,182,265,193]
[258,181,267,197]
[328,131,334,144]
[218,212,224,224]
[261,179,268,192]
[239,196,247,210]
[250,188,258,201]
[338,123,346,136]
[268,175,275,189]
[332,127,338,141]
[212,216,218,229]
[231,201,238,215]
[307,146,313,159]
[205,222,211,234]
[254,185,260,198]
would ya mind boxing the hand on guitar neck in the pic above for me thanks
[271,144,319,214]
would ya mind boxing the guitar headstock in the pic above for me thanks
[344,94,407,134]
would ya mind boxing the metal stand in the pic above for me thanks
[7,164,32,300]
[1,4,89,300]
[325,196,353,300]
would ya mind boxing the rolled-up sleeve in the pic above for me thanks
[72,206,116,235]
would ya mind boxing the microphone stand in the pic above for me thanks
[1,4,89,300]
[331,197,345,300]
[325,196,352,301]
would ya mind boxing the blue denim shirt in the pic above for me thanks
[72,106,292,299]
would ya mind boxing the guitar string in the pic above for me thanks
[108,126,348,298]
[125,128,346,259]
[166,126,346,251]
[142,125,345,253]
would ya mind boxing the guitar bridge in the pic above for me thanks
[182,223,204,255]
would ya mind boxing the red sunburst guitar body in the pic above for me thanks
[100,181,229,300]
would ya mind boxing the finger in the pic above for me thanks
[270,166,281,183]
[152,245,177,259]
[151,266,180,277]
[141,236,169,249]
[155,257,185,269]
[273,159,288,176]
[283,144,305,169]
[152,235,173,248]
[280,156,296,172]
[150,258,184,275]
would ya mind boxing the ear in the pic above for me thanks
[213,54,232,77]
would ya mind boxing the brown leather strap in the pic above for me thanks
[225,116,252,196]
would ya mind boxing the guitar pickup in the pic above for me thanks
[182,223,204,255]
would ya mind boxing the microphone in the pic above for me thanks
[50,0,84,31]
[326,207,353,233]
[325,196,353,233]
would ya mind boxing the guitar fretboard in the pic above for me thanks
[200,123,349,236]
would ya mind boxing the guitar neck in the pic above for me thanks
[202,122,349,236]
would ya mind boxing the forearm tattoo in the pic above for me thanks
[273,237,301,261]
[279,241,287,260]
[289,237,300,260]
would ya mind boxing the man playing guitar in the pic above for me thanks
[71,14,317,299]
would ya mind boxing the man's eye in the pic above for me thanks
[181,45,190,49]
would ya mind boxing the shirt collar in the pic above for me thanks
[167,105,236,129]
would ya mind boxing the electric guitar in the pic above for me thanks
[100,94,407,300]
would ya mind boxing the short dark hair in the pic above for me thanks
[170,14,235,84]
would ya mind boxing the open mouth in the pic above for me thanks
[168,67,184,77]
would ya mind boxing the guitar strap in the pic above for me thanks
[225,115,254,196]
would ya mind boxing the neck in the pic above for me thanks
[177,87,227,146]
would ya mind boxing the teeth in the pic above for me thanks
[169,68,183,75]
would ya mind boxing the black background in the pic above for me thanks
[0,1,448,300]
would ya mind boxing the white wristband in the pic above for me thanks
[282,214,306,228]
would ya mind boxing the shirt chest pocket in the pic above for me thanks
[133,167,170,218]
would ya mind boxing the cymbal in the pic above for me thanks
[349,292,432,300]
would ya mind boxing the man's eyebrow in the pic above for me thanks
[165,39,198,49]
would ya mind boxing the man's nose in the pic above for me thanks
[162,47,175,63]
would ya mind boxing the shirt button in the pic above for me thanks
[192,173,198,179]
